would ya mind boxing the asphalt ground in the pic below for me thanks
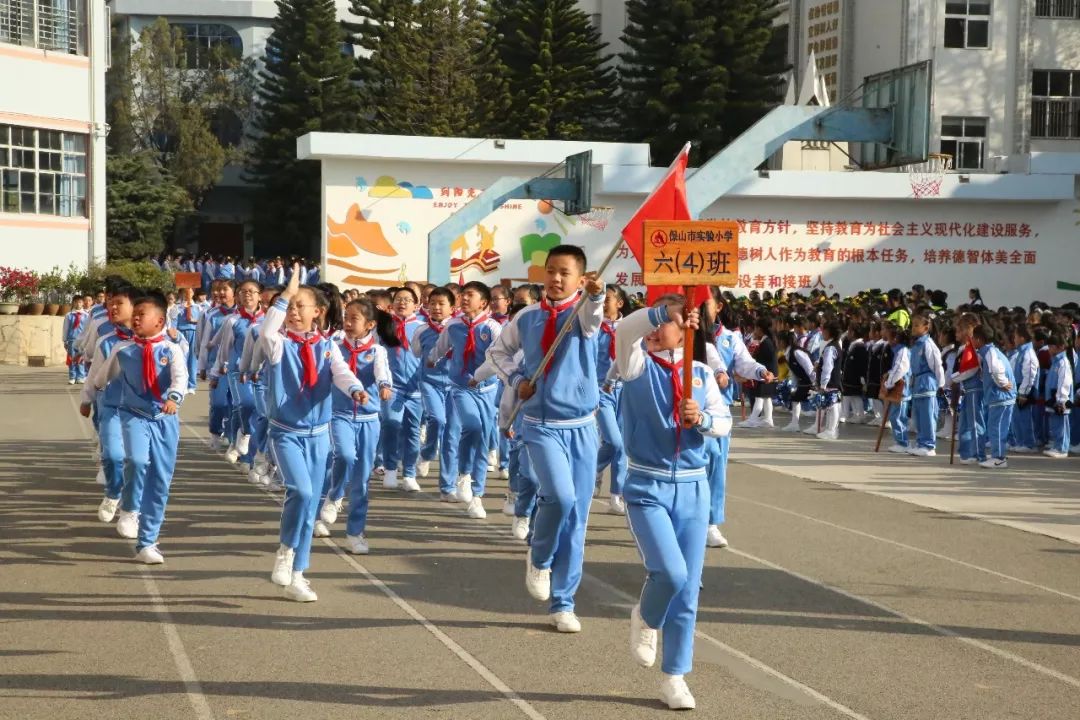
[1,365,1079,719]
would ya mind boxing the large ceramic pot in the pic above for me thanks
[57,304,71,315]
[45,303,60,315]
[0,302,18,315]
[28,303,45,316]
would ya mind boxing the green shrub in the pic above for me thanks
[81,260,176,294]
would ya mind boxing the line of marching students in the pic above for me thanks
[68,264,1076,711]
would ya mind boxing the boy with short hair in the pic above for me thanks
[971,325,1015,468]
[63,295,91,384]
[1043,333,1073,458]
[488,245,605,633]
[907,314,945,457]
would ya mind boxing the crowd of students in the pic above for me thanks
[60,260,1078,711]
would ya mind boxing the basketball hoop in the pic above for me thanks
[907,153,952,199]
[575,205,615,231]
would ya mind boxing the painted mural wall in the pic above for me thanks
[321,159,1080,307]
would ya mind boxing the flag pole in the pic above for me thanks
[503,237,625,429]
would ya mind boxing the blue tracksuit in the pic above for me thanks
[92,331,187,551]
[215,309,264,463]
[883,343,912,447]
[175,303,201,391]
[1045,351,1073,453]
[617,306,730,677]
[487,291,604,614]
[63,309,88,381]
[956,344,986,461]
[978,343,1016,461]
[429,313,503,496]
[239,322,270,459]
[910,334,943,450]
[328,335,390,536]
[1010,342,1039,450]
[595,320,626,496]
[260,297,363,573]
[383,316,425,479]
[200,305,236,437]
[412,321,449,463]
[83,325,130,501]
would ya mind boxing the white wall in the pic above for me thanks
[0,222,93,273]
[0,52,92,123]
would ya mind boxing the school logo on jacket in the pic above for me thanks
[324,350,332,359]
[479,331,490,342]
[160,356,169,366]
[721,338,731,348]
[692,377,703,388]
[365,351,375,361]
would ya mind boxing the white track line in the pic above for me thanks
[67,391,215,720]
[726,546,1080,691]
[181,419,547,720]
[728,493,1080,603]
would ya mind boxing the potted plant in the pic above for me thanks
[39,266,64,315]
[0,266,37,315]
[61,263,87,313]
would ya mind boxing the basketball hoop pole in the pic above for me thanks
[503,237,625,429]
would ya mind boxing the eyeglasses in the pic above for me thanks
[290,304,317,310]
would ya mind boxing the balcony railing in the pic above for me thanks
[0,0,83,55]
[1031,98,1080,139]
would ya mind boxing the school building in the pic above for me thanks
[0,0,108,273]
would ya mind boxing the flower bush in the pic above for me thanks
[0,266,40,303]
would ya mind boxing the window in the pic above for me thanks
[944,0,990,48]
[0,0,84,54]
[940,117,987,169]
[171,22,242,69]
[0,124,87,217]
[590,13,601,32]
[1031,69,1080,138]
[1035,0,1080,19]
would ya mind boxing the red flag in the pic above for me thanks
[621,143,710,306]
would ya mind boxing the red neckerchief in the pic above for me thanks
[73,311,82,329]
[286,332,320,388]
[958,340,979,374]
[115,326,133,341]
[539,292,581,376]
[218,305,236,316]
[601,320,617,360]
[393,314,415,352]
[133,335,166,402]
[427,319,445,335]
[239,307,263,323]
[492,312,509,325]
[461,312,490,369]
[649,351,684,451]
[343,334,376,374]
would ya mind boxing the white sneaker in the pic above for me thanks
[116,510,139,539]
[345,534,370,555]
[802,424,819,435]
[608,495,626,515]
[417,460,431,478]
[77,378,86,385]
[887,444,909,454]
[502,493,516,516]
[95,467,106,486]
[706,524,729,548]
[738,418,761,429]
[134,544,165,564]
[549,611,581,633]
[383,469,398,490]
[456,475,474,505]
[373,466,385,478]
[284,572,317,602]
[467,496,487,519]
[440,491,461,503]
[1011,446,1034,454]
[488,449,499,470]
[68,378,76,385]
[266,474,284,490]
[757,419,775,429]
[235,432,251,456]
[979,458,1008,469]
[958,457,978,465]
[224,445,240,464]
[313,520,331,538]
[210,434,226,451]
[1071,444,1080,455]
[816,430,838,441]
[1044,449,1068,459]
[630,605,657,667]
[401,476,421,493]
[271,544,295,586]
[909,447,937,457]
[660,674,696,710]
[320,499,340,525]
[247,467,262,484]
[780,422,801,433]
[97,497,120,523]
[511,516,530,541]
[499,467,510,480]
[937,429,951,440]
[525,552,551,601]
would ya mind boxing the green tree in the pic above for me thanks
[248,0,362,257]
[106,153,190,260]
[619,0,787,164]
[478,0,617,140]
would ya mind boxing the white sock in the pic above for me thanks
[761,400,773,424]
[748,398,763,420]
[790,404,802,424]
[824,404,840,434]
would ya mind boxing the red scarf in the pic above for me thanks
[239,307,263,323]
[539,293,581,376]
[134,335,166,402]
[427,319,445,335]
[492,312,509,325]
[287,332,321,389]
[219,305,235,316]
[73,312,82,329]
[461,312,490,369]
[393,315,415,352]
[601,320,617,360]
[649,352,684,449]
[343,335,376,374]
[115,326,133,341]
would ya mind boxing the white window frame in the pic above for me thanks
[1031,69,1080,139]
[943,0,991,50]
[0,124,88,218]
[0,0,84,55]
[940,116,987,170]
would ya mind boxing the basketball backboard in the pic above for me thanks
[563,150,593,215]
[858,60,933,170]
